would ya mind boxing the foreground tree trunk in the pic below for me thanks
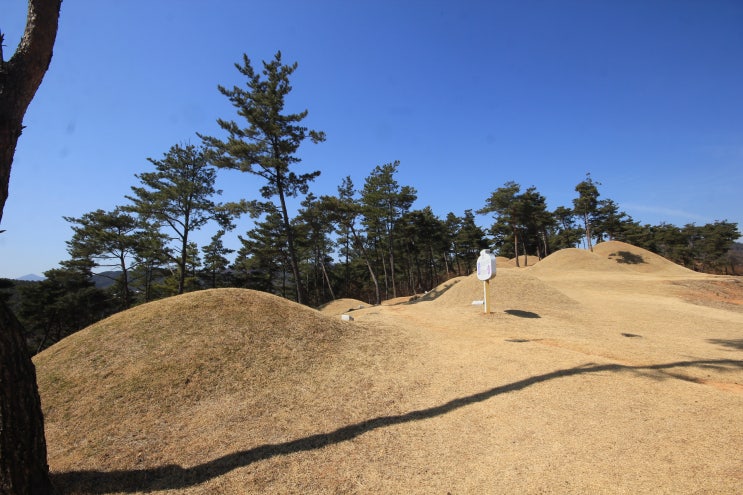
[0,0,62,224]
[1,1,63,493]
[0,302,56,495]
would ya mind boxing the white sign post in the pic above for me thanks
[476,249,497,313]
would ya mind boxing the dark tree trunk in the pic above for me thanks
[0,302,56,495]
[429,245,438,288]
[0,1,63,493]
[277,185,306,304]
[350,226,380,305]
[178,233,188,294]
[583,213,593,252]
[388,247,397,299]
[319,256,335,302]
[0,0,62,225]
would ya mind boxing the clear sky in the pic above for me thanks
[1,0,741,279]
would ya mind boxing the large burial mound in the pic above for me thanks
[35,244,743,494]
[37,289,420,493]
[525,240,697,277]
[592,240,699,275]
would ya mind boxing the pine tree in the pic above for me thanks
[478,182,522,264]
[322,177,382,304]
[0,2,62,492]
[232,206,288,295]
[200,51,325,305]
[573,173,601,251]
[126,143,242,294]
[201,230,234,288]
[63,208,142,309]
[397,207,448,293]
[551,206,583,250]
[17,265,112,353]
[454,210,488,273]
[360,161,417,299]
[296,194,336,305]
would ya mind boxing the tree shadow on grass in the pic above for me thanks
[52,358,743,494]
[610,251,645,264]
[708,338,743,351]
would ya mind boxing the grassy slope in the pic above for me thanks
[34,243,743,494]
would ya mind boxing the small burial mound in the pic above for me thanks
[428,271,579,315]
[526,247,626,276]
[499,254,541,268]
[317,297,369,315]
[592,240,697,275]
[34,288,417,492]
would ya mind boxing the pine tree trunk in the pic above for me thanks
[276,186,306,304]
[380,248,389,300]
[0,124,20,226]
[0,2,62,492]
[0,301,57,495]
[350,226,380,305]
[178,233,188,294]
[0,0,62,225]
[318,248,335,301]
[388,248,397,299]
[583,213,593,252]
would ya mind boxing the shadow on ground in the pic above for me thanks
[408,279,462,303]
[52,358,743,494]
[708,338,743,351]
[504,309,541,318]
[610,251,646,264]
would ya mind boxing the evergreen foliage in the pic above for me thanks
[17,265,113,354]
[201,230,235,288]
[360,161,417,300]
[9,48,739,350]
[125,143,243,295]
[573,173,601,251]
[63,208,142,309]
[200,51,325,305]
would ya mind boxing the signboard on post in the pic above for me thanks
[477,249,496,281]
[476,249,497,313]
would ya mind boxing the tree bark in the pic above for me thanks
[583,213,593,252]
[319,255,335,302]
[0,0,62,226]
[0,1,63,493]
[349,226,380,305]
[276,183,306,304]
[0,302,57,495]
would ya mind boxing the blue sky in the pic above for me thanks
[1,0,741,279]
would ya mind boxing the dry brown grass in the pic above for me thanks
[35,242,743,494]
[317,298,369,316]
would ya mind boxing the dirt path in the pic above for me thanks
[329,267,743,494]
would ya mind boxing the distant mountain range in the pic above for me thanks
[16,274,44,281]
[90,272,120,289]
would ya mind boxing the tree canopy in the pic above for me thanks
[126,143,243,294]
[200,51,325,305]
